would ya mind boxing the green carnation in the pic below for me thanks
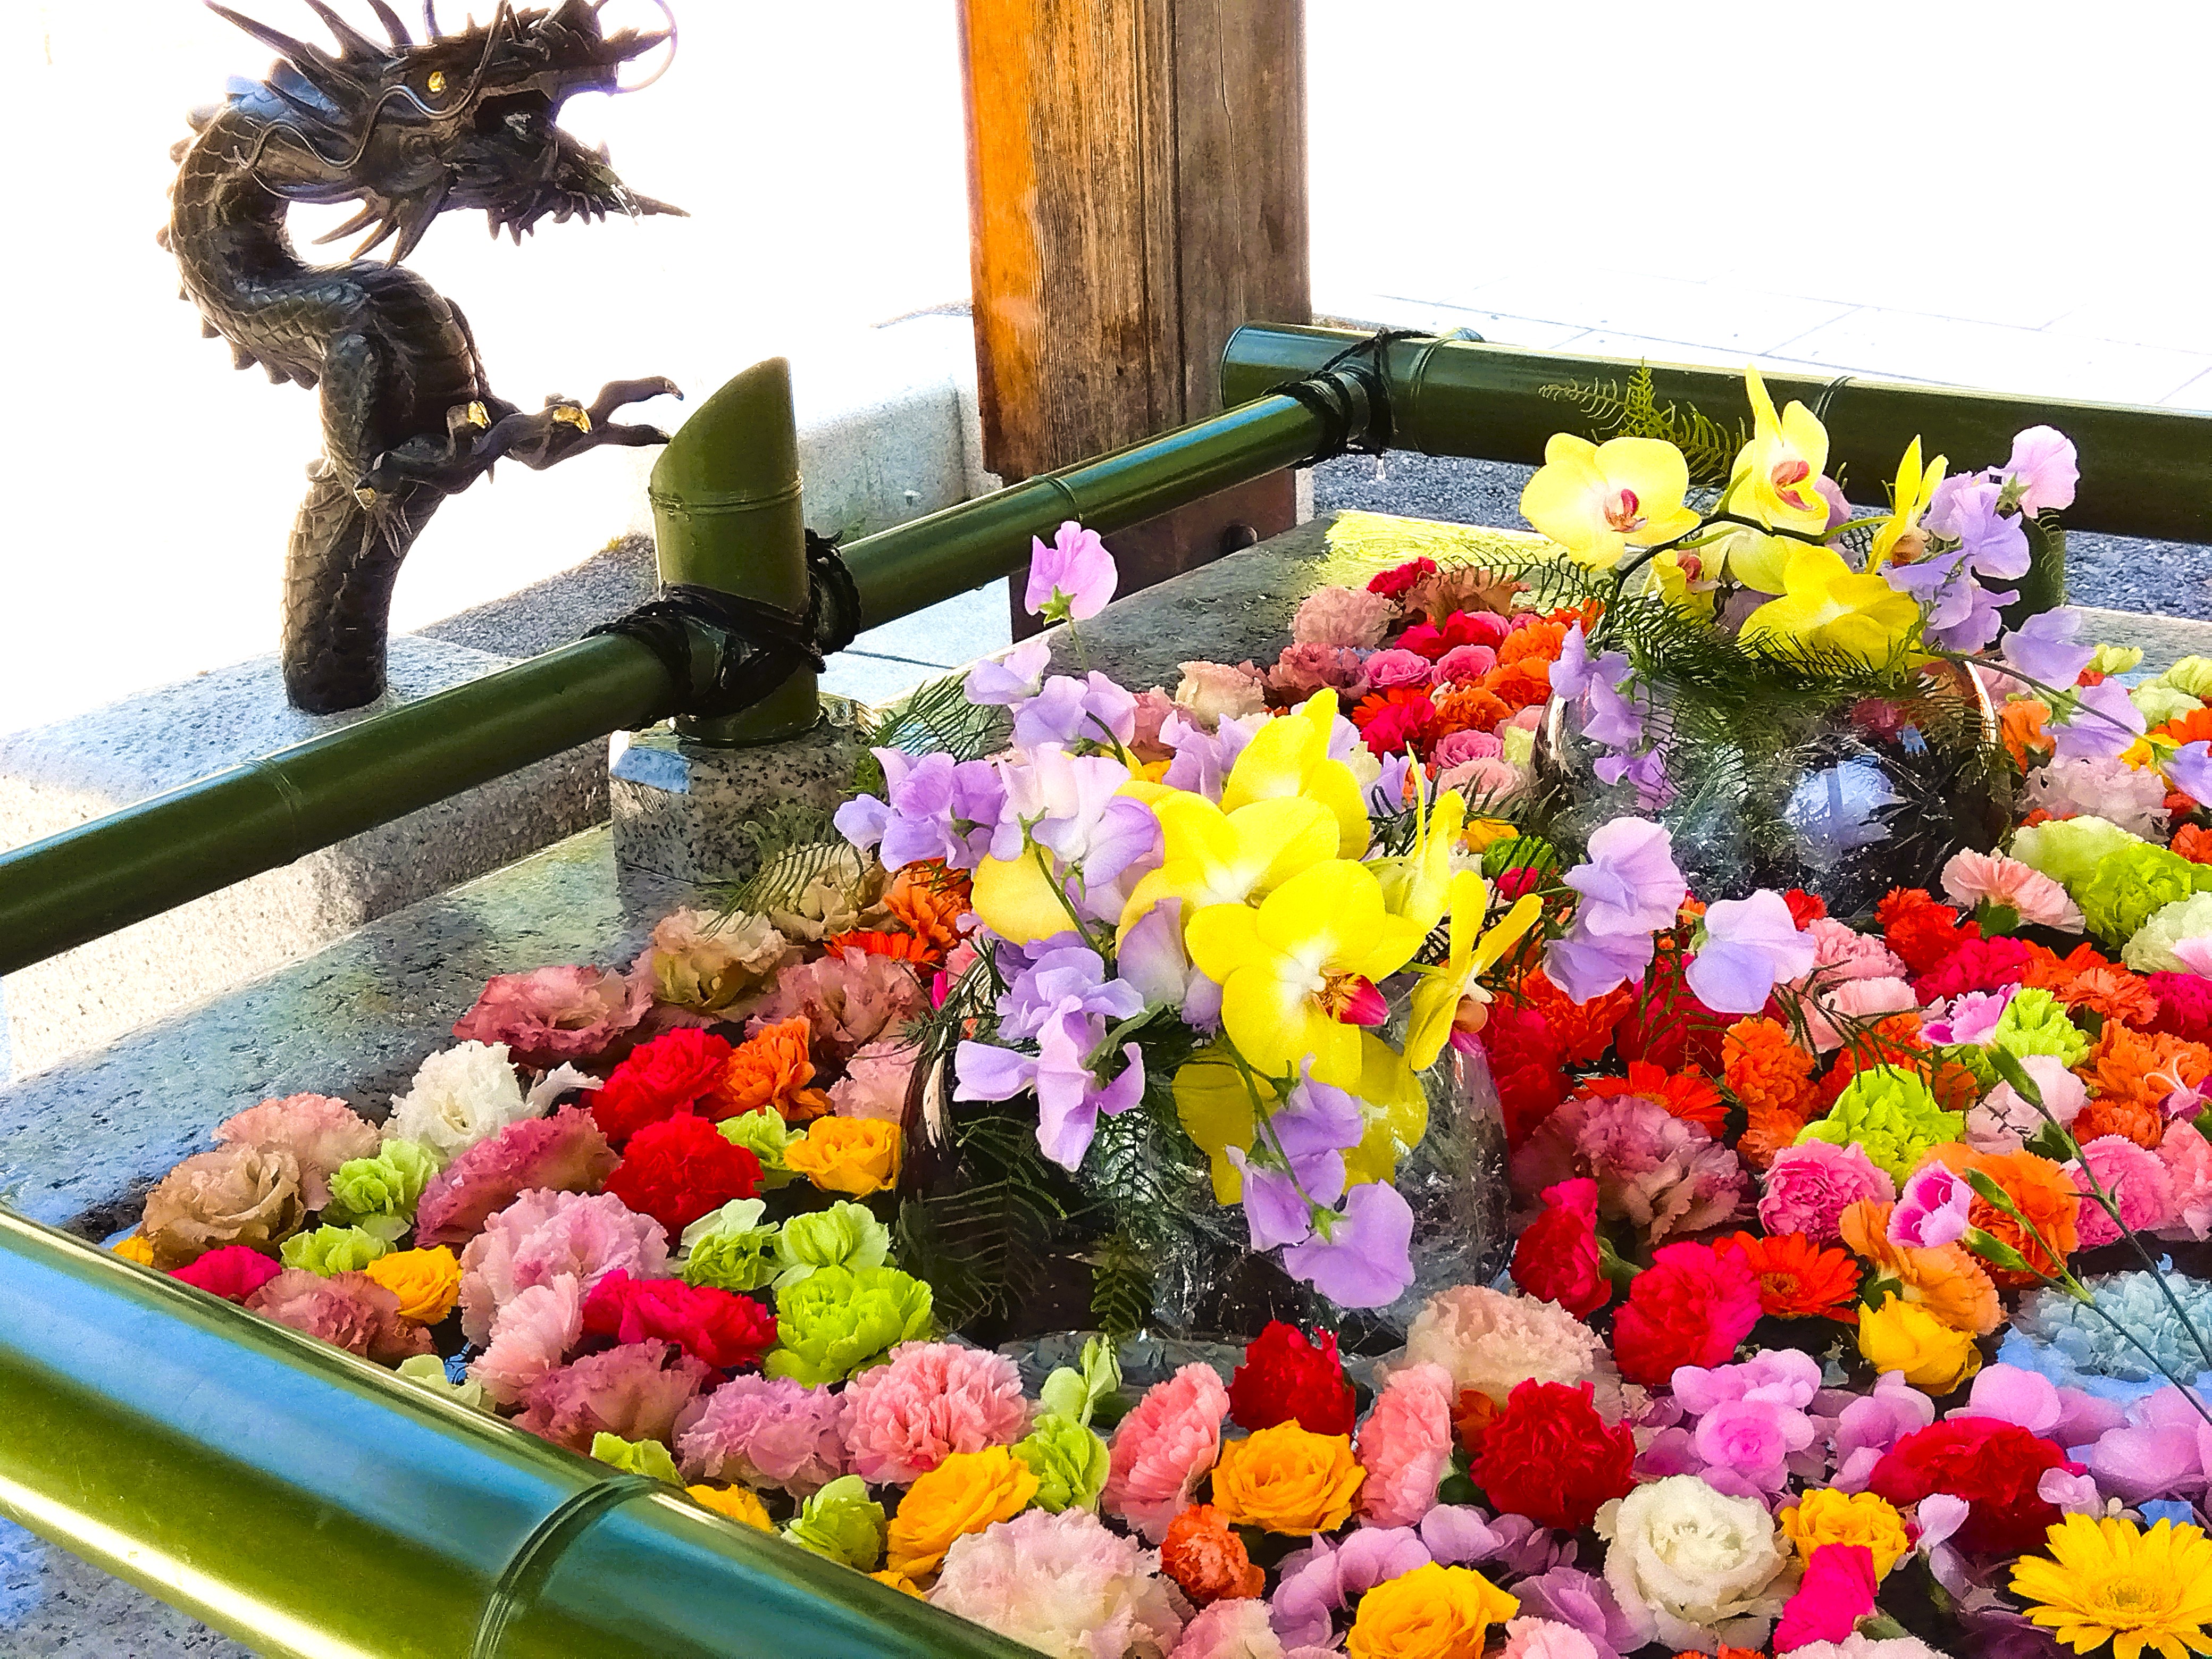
[325,1138,442,1224]
[773,1200,892,1289]
[766,1264,933,1387]
[2091,644,2146,677]
[718,1111,797,1189]
[2124,892,2212,975]
[1037,1334,1121,1427]
[783,1474,886,1569]
[1499,725,1536,768]
[680,1199,780,1292]
[1013,1413,1110,1512]
[2010,816,2144,892]
[279,1224,390,1276]
[590,1432,682,1485]
[2161,655,2212,699]
[2077,843,2212,945]
[2132,684,2202,729]
[396,1353,490,1412]
[1797,1065,1963,1185]
[1989,986,2091,1069]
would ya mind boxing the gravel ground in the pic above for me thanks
[1312,453,2196,619]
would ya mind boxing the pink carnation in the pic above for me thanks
[840,1340,1031,1485]
[1437,757,1527,805]
[1940,849,2087,931]
[1921,988,2015,1048]
[1800,977,1920,1051]
[1802,918,1909,983]
[414,1107,618,1248]
[517,1338,713,1452]
[1363,649,1436,692]
[451,964,652,1069]
[245,1268,430,1365]
[1103,1362,1231,1543]
[1758,1142,1897,1243]
[1511,1094,1746,1245]
[1397,1284,1606,1405]
[2158,1120,2212,1241]
[747,948,923,1063]
[675,1373,849,1495]
[932,1507,1188,1659]
[1499,1619,1603,1659]
[458,1188,668,1343]
[1356,1362,1455,1527]
[2024,758,2171,841]
[1268,642,1370,703]
[1968,1054,2087,1151]
[1130,687,1178,757]
[1292,585,1394,649]
[471,1273,585,1405]
[2071,1135,2175,1248]
[1172,1598,1321,1659]
[214,1094,379,1212]
[827,1040,915,1121]
[1431,730,1504,770]
[1435,643,1500,684]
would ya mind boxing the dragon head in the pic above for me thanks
[214,0,682,260]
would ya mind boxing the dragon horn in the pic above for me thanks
[421,0,440,38]
[362,0,410,44]
[298,0,381,58]
[387,179,449,264]
[205,3,339,72]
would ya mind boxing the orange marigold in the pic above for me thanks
[713,1014,832,1123]
[1921,1145,2081,1288]
[1482,660,1557,711]
[1837,1200,2004,1335]
[1498,619,1568,668]
[1160,1504,1264,1603]
[1576,1060,1727,1135]
[1431,682,1511,735]
[1717,1231,1861,1323]
[881,860,969,961]
[2173,824,2212,867]
[2081,1023,2212,1127]
[1724,1018,1817,1168]
[2055,963,2161,1030]
[2000,699,2054,770]
[1519,968,1635,1068]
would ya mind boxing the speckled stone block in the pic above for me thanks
[0,636,609,1078]
[609,706,869,886]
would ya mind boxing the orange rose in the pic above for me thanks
[688,1484,772,1530]
[885,1447,1038,1578]
[1209,1422,1364,1534]
[364,1246,462,1323]
[1347,1562,1517,1659]
[783,1118,902,1196]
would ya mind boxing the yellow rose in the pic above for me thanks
[1209,1422,1365,1535]
[869,1569,926,1598]
[111,1233,156,1266]
[1780,1488,1911,1578]
[363,1246,462,1324]
[1857,1294,1982,1393]
[885,1447,1038,1578]
[784,1118,902,1197]
[687,1484,772,1530]
[1348,1562,1518,1659]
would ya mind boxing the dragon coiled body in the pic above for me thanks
[166,0,680,713]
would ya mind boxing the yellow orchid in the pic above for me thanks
[971,845,1079,946]
[1648,546,1716,621]
[1869,436,1948,569]
[1739,543,1921,668]
[1117,792,1338,941]
[1185,860,1426,1090]
[1343,1032,1427,1186]
[1727,365,1831,533]
[1704,525,1798,594]
[1172,1046,1272,1203]
[1406,876,1544,1071]
[1519,433,1701,571]
[1219,690,1370,858]
[1368,777,1467,937]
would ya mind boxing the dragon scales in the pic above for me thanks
[164,0,682,714]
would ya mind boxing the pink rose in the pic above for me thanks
[1431,730,1504,770]
[1363,649,1436,692]
[1435,643,1500,684]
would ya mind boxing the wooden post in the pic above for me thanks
[959,0,1311,635]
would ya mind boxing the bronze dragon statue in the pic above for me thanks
[164,0,683,713]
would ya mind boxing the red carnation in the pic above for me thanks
[591,1027,734,1147]
[1351,688,1439,755]
[1227,1321,1356,1436]
[170,1244,282,1303]
[1915,935,2035,1004]
[581,1269,776,1371]
[1398,609,1503,662]
[1470,1379,1637,1531]
[1511,1178,1608,1316]
[605,1113,762,1237]
[1613,954,1729,1073]
[1876,888,1977,977]
[1867,1417,2076,1555]
[2149,971,2212,1044]
[1481,1002,1568,1149]
[1611,1241,1762,1386]
[1367,557,1436,600]
[1783,888,1828,928]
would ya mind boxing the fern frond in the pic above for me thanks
[1538,365,1749,486]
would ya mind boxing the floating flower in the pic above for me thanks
[246,1267,431,1365]
[1472,1380,1638,1533]
[1716,1231,1861,1322]
[413,1107,619,1249]
[782,1116,901,1196]
[840,1340,1030,1486]
[1356,1363,1456,1529]
[580,1270,775,1372]
[1103,1363,1231,1544]
[169,1243,282,1304]
[1779,1489,1911,1579]
[518,1339,711,1453]
[930,1506,1187,1659]
[676,1373,848,1496]
[633,907,792,1013]
[1775,1543,1878,1654]
[1599,1474,1792,1653]
[471,1274,584,1405]
[451,964,650,1069]
[1227,1320,1357,1437]
[140,1144,305,1269]
[1857,1295,1984,1394]
[785,1473,887,1569]
[386,1041,533,1160]
[1869,1417,2074,1554]
[2012,1514,2212,1659]
[1611,1241,1763,1387]
[1210,1421,1365,1535]
[886,1446,1041,1578]
[1347,1562,1519,1659]
[1510,1177,1610,1317]
[1161,1504,1264,1604]
[606,1113,764,1238]
[214,1094,379,1213]
[1400,1283,1608,1405]
[766,1263,934,1388]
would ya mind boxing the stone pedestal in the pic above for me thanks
[0,638,608,1078]
[610,703,870,885]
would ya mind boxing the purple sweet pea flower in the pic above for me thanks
[1593,745,1677,810]
[1225,1072,1364,1251]
[1033,1012,1145,1170]
[1160,710,1261,799]
[1011,672,1139,753]
[964,636,1053,706]
[834,750,1006,871]
[2168,741,2212,805]
[1884,547,2009,652]
[1512,1566,1642,1659]
[1543,926,1657,1006]
[1998,607,2096,692]
[1582,675,1646,751]
[1890,1163,1975,1249]
[2051,678,2147,764]
[1281,1178,1416,1309]
[1565,818,1688,936]
[1998,426,2080,516]
[994,747,1162,889]
[1271,1527,1432,1650]
[1926,475,2032,580]
[1684,889,1819,1015]
[1924,579,2008,653]
[1024,521,1118,622]
[995,943,1144,1042]
[1366,750,1415,816]
[1117,900,1225,1031]
[1815,474,1854,531]
[1550,623,1595,699]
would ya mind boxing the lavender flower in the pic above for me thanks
[1024,521,1118,622]
[1999,607,2096,691]
[1684,889,1819,1015]
[1160,710,1262,799]
[833,750,1005,871]
[953,1013,1145,1171]
[1996,426,2080,516]
[964,637,1052,706]
[1564,818,1687,936]
[994,942,1143,1042]
[1224,1072,1364,1251]
[2169,741,2212,805]
[992,746,1162,899]
[2051,679,2147,764]
[1011,672,1139,753]
[1281,1178,1416,1309]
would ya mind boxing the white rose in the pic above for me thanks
[386,1041,531,1158]
[1599,1475,1794,1654]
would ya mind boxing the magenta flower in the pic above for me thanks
[1889,1163,1975,1250]
[1693,1396,1817,1491]
[1281,1178,1417,1309]
[1998,426,2080,516]
[1024,520,1118,622]
[1684,889,1818,1015]
[1775,1543,1877,1653]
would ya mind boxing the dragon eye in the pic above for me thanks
[506,111,535,137]
[427,70,447,94]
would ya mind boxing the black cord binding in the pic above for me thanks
[588,529,862,720]
[1270,326,1430,463]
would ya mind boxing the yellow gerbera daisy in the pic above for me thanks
[2012,1515,2212,1659]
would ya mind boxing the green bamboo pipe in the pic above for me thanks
[649,356,818,746]
[1221,322,2212,544]
[0,1209,1032,1659]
